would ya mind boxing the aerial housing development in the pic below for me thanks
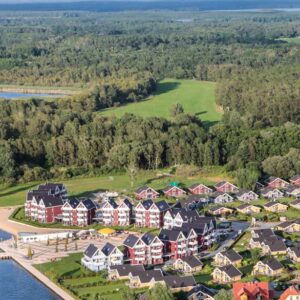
[0,5,300,300]
[4,174,299,299]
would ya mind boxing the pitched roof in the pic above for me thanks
[266,176,288,184]
[261,187,283,195]
[187,284,215,299]
[189,183,211,190]
[67,198,80,208]
[262,257,283,271]
[122,198,133,209]
[27,190,50,201]
[264,201,281,208]
[84,244,99,258]
[279,286,300,299]
[141,199,154,210]
[154,200,170,212]
[264,238,286,252]
[163,275,196,288]
[38,183,65,193]
[220,249,243,262]
[109,265,145,277]
[209,206,230,212]
[237,203,253,210]
[181,255,203,268]
[159,229,184,242]
[140,233,156,245]
[123,234,140,248]
[289,246,300,258]
[291,199,300,206]
[252,228,274,238]
[133,269,164,283]
[236,189,257,197]
[290,175,300,182]
[232,282,271,300]
[101,242,117,256]
[286,185,300,193]
[40,195,64,207]
[218,265,242,278]
[81,198,96,210]
[135,186,149,194]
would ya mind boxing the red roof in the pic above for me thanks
[279,286,300,300]
[232,282,273,300]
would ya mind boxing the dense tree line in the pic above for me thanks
[0,98,299,183]
[0,11,299,183]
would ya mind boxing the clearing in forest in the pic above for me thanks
[100,79,221,124]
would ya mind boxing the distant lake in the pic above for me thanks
[0,260,60,300]
[0,91,60,99]
[0,229,11,241]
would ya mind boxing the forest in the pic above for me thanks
[0,10,299,186]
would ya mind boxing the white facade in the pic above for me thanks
[81,245,124,272]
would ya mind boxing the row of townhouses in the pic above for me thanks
[134,175,300,201]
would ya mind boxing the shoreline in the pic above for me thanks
[0,86,81,96]
[0,253,74,300]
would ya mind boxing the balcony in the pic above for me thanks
[152,254,162,259]
[188,240,198,246]
[135,256,146,261]
[151,248,162,253]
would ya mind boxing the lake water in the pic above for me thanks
[0,229,11,241]
[0,92,59,99]
[0,230,60,299]
[0,260,60,300]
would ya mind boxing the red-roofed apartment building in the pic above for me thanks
[232,282,274,300]
[279,286,300,300]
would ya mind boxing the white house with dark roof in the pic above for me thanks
[81,243,123,272]
[173,255,203,274]
[252,257,284,277]
[261,187,284,200]
[237,203,261,215]
[290,199,300,210]
[263,201,288,213]
[214,249,243,267]
[212,264,242,283]
[285,185,300,198]
[163,208,200,229]
[287,246,300,263]
[187,284,215,300]
[236,190,259,202]
[211,192,234,204]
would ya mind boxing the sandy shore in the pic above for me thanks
[0,207,67,235]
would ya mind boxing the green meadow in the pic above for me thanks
[0,166,229,207]
[100,79,221,124]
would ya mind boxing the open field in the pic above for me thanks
[35,253,146,300]
[100,79,221,124]
[0,166,229,207]
[278,37,300,45]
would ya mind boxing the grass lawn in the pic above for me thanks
[278,37,300,45]
[34,253,146,300]
[0,165,230,207]
[100,79,222,125]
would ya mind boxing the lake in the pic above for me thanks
[0,260,60,300]
[0,91,60,99]
[0,229,11,241]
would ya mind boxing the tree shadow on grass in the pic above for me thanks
[155,81,181,96]
[0,183,38,198]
